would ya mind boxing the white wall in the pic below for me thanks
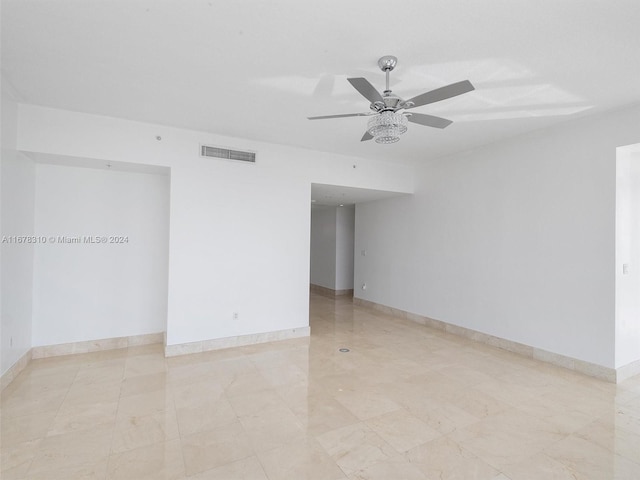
[355,105,640,369]
[336,206,355,291]
[310,206,337,289]
[32,163,169,346]
[17,105,414,347]
[615,147,640,368]
[1,84,35,375]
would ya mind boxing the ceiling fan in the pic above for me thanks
[308,56,474,144]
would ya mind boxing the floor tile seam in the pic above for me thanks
[534,394,613,420]
[2,435,44,479]
[242,425,306,459]
[329,393,402,423]
[172,387,228,414]
[94,407,125,467]
[403,434,491,470]
[104,440,179,480]
[25,433,113,478]
[223,379,281,403]
[0,402,59,433]
[610,418,640,438]
[253,452,271,480]
[119,375,171,400]
[74,360,127,379]
[111,390,178,449]
[572,410,622,436]
[556,446,640,472]
[251,448,282,480]
[453,438,522,474]
[235,395,305,427]
[106,437,185,475]
[231,388,302,431]
[173,405,240,440]
[173,436,189,480]
[27,363,82,474]
[540,432,624,467]
[571,429,640,467]
[475,394,553,420]
[26,453,111,480]
[181,440,254,478]
[196,454,272,480]
[331,453,359,479]
[363,414,435,456]
[184,392,245,436]
[43,405,118,443]
[273,381,335,417]
[575,412,640,448]
[518,429,576,463]
[622,448,640,467]
[166,367,228,391]
[74,365,125,396]
[489,404,575,430]
[2,372,75,403]
[110,402,176,432]
[28,354,84,369]
[460,388,528,417]
[2,380,78,410]
[499,450,566,478]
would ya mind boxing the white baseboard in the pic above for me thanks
[1,332,164,391]
[353,297,621,383]
[310,284,354,297]
[165,326,310,357]
[616,358,640,383]
[31,332,164,359]
[1,349,32,392]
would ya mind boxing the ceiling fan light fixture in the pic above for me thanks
[367,111,408,144]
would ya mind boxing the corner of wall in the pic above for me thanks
[1,79,36,378]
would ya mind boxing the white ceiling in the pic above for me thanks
[3,0,640,165]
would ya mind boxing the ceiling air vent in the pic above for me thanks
[200,145,256,163]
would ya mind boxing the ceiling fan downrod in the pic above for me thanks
[378,55,397,94]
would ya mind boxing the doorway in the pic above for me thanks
[615,144,640,374]
[309,203,355,297]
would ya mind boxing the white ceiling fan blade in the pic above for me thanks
[406,80,475,108]
[406,112,453,129]
[308,113,371,120]
[361,131,373,141]
[347,77,384,104]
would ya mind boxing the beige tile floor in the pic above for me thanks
[2,293,640,479]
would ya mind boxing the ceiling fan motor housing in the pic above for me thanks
[378,55,398,72]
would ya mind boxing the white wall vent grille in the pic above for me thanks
[200,145,256,163]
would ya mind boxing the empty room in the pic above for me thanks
[1,1,639,479]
